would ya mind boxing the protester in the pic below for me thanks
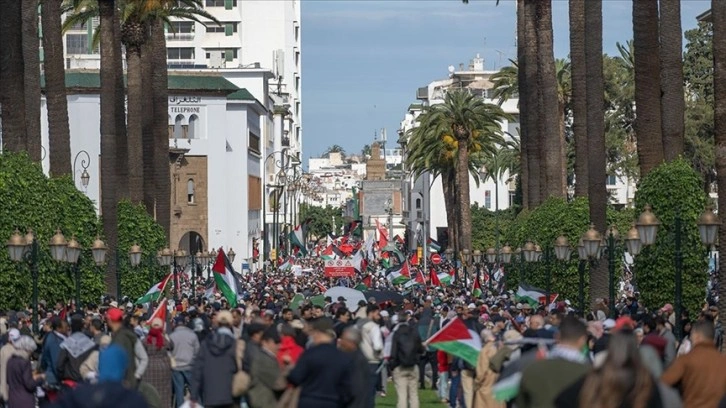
[79,335,112,382]
[287,317,353,408]
[169,316,200,408]
[189,310,238,408]
[6,336,43,408]
[144,318,173,408]
[338,327,370,408]
[359,304,383,407]
[0,328,19,404]
[107,308,147,387]
[248,326,287,408]
[276,324,303,367]
[390,311,424,408]
[474,329,503,408]
[57,315,97,383]
[661,320,726,407]
[516,316,590,408]
[41,317,68,386]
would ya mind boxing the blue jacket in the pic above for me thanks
[41,331,65,385]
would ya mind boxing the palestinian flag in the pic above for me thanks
[376,219,388,249]
[427,238,442,253]
[320,244,341,261]
[425,318,482,366]
[145,298,168,330]
[386,261,411,285]
[136,273,172,304]
[289,293,305,310]
[415,268,426,285]
[516,283,546,308]
[354,275,372,291]
[410,251,419,266]
[438,272,452,285]
[212,248,239,307]
[289,221,309,256]
[345,220,362,236]
[472,271,482,298]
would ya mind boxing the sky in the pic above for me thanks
[301,0,711,164]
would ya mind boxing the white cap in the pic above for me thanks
[8,328,20,344]
[603,318,616,330]
[425,296,433,301]
[109,301,118,308]
[467,303,477,310]
[380,310,389,318]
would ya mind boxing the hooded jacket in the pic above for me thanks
[57,332,97,382]
[190,328,237,406]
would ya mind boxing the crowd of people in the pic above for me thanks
[0,262,724,408]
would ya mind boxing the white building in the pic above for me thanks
[35,71,265,272]
[306,152,364,209]
[400,54,636,246]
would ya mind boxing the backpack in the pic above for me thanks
[394,324,421,368]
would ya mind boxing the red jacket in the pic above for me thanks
[437,350,450,373]
[277,336,304,367]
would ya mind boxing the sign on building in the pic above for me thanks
[324,259,355,277]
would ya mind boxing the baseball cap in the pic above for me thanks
[8,328,20,344]
[467,303,477,310]
[603,318,616,331]
[109,301,118,308]
[106,308,124,322]
[614,316,636,332]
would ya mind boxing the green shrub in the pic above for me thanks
[633,159,709,315]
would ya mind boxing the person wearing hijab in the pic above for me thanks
[143,318,173,408]
[6,336,43,408]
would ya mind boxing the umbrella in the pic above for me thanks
[363,290,404,304]
[324,287,366,311]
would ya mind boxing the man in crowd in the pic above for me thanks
[516,316,589,408]
[107,308,147,387]
[190,310,238,408]
[662,320,726,407]
[169,316,200,408]
[248,327,287,408]
[338,327,370,408]
[57,315,97,383]
[41,317,68,386]
[359,304,383,408]
[390,311,424,408]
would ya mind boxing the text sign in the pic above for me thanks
[324,259,355,277]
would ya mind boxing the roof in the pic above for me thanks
[697,9,711,22]
[407,103,423,111]
[43,70,241,95]
[227,89,256,101]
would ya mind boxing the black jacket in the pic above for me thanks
[190,329,237,406]
[288,342,353,408]
[57,332,97,382]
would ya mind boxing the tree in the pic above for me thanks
[522,0,540,208]
[298,203,344,241]
[413,90,508,253]
[0,0,28,153]
[714,0,726,328]
[659,0,685,160]
[585,0,608,305]
[324,145,346,159]
[150,20,171,240]
[43,0,72,176]
[569,0,588,197]
[633,0,664,177]
[22,0,42,162]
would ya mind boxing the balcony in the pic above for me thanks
[166,33,195,41]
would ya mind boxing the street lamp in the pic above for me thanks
[173,249,188,302]
[49,229,67,262]
[66,236,82,307]
[554,236,570,261]
[698,207,720,247]
[625,225,642,256]
[577,238,588,314]
[461,249,471,285]
[500,245,513,264]
[91,237,108,266]
[523,241,536,263]
[73,150,91,192]
[636,205,660,246]
[7,229,41,333]
[582,224,602,259]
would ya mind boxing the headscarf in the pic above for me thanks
[146,327,165,350]
[98,344,127,383]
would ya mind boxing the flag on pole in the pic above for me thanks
[438,272,452,285]
[516,283,547,308]
[427,238,442,253]
[387,261,411,285]
[425,318,482,366]
[289,222,308,256]
[136,273,172,304]
[145,298,168,330]
[410,251,419,266]
[472,270,482,298]
[212,248,239,307]
[415,268,426,285]
[376,219,388,249]
[430,268,442,287]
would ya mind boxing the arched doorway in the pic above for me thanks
[179,231,205,255]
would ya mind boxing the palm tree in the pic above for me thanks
[522,0,539,208]
[585,0,608,305]
[569,0,588,197]
[713,0,726,344]
[633,0,664,177]
[324,145,346,158]
[535,0,565,200]
[659,0,685,160]
[22,0,42,162]
[150,19,171,240]
[43,0,72,175]
[0,0,28,153]
[413,90,508,252]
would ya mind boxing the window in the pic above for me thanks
[294,25,299,42]
[187,179,195,204]
[205,48,238,61]
[167,47,194,60]
[485,190,492,209]
[66,34,90,55]
[170,21,194,34]
[173,115,184,139]
[188,115,198,139]
[205,0,236,6]
[248,131,260,154]
[606,174,617,186]
[415,198,422,209]
[248,176,262,210]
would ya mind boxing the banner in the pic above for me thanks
[324,259,356,277]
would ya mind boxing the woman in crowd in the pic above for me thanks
[143,318,173,408]
[6,335,44,408]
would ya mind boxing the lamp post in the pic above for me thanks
[576,239,588,315]
[73,150,91,192]
[7,230,40,332]
[500,244,513,290]
[262,149,299,263]
[486,247,497,294]
[473,249,483,294]
[635,205,719,340]
[65,236,82,307]
[173,249,188,302]
[461,248,471,286]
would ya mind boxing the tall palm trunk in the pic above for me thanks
[659,0,685,160]
[22,0,41,162]
[151,21,171,240]
[454,130,472,252]
[42,0,72,176]
[713,0,726,351]
[633,0,664,177]
[585,0,608,306]
[0,0,28,153]
[141,38,156,216]
[125,49,145,203]
[113,4,128,201]
[442,170,458,256]
[522,0,540,207]
[570,0,588,197]
[535,0,565,199]
[99,0,120,297]
[516,0,529,208]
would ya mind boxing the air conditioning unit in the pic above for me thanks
[208,51,224,68]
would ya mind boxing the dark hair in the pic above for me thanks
[558,315,587,343]
[91,319,103,331]
[50,317,63,331]
[367,304,380,314]
[279,324,296,337]
[262,326,281,343]
[282,308,293,315]
[70,315,85,333]
[692,319,715,341]
[642,316,656,332]
[312,305,324,311]
[335,307,349,318]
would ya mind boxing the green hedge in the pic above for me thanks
[0,153,169,309]
[633,159,709,315]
